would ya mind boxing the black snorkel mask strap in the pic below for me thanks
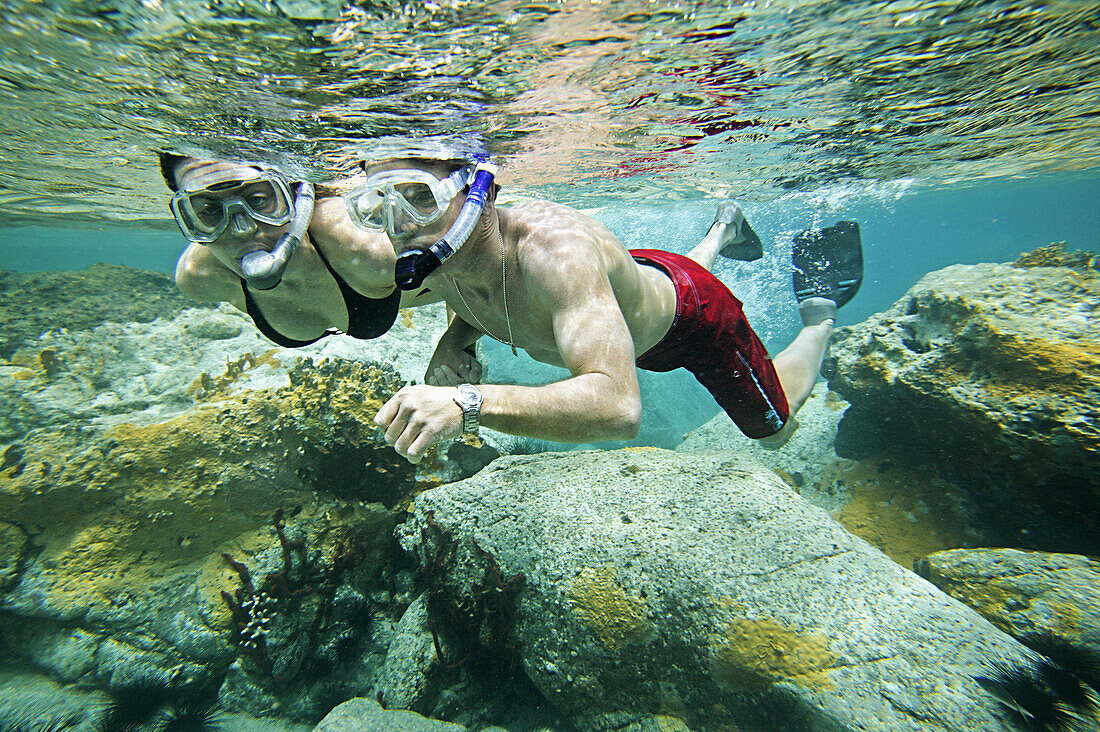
[395,162,498,291]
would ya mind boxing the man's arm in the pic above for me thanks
[425,315,484,386]
[476,273,641,441]
[375,244,642,462]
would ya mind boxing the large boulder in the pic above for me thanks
[916,548,1100,688]
[824,259,1099,552]
[313,697,467,732]
[399,448,1033,731]
[676,382,849,505]
[677,385,981,569]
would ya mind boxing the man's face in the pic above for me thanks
[358,159,466,252]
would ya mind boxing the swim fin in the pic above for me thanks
[792,220,863,308]
[714,200,764,261]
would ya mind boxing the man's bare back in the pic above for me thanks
[428,199,678,368]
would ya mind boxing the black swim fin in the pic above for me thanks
[792,220,863,307]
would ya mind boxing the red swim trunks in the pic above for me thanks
[631,249,789,439]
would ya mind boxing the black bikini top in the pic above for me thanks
[241,244,401,348]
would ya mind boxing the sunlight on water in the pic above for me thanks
[0,0,1097,226]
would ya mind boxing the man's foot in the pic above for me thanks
[792,221,863,322]
[798,297,838,327]
[713,200,763,261]
[759,415,798,450]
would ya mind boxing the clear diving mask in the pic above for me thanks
[343,166,472,237]
[170,168,294,244]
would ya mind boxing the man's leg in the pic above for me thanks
[772,318,833,416]
[685,219,732,270]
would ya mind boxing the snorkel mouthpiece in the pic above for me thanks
[240,181,315,290]
[395,163,497,291]
[395,247,443,291]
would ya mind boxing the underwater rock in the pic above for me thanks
[373,594,444,715]
[824,259,1100,552]
[0,669,110,732]
[313,696,468,731]
[676,381,849,505]
[0,299,450,441]
[0,288,500,488]
[0,519,26,591]
[0,264,202,359]
[677,385,982,567]
[0,356,418,722]
[399,448,1034,732]
[917,548,1100,687]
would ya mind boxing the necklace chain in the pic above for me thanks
[450,227,518,356]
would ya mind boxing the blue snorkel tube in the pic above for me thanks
[395,162,498,291]
[240,181,316,291]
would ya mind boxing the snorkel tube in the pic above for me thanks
[395,162,498,291]
[240,181,316,290]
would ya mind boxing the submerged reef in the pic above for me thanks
[0,264,202,360]
[0,287,503,725]
[0,355,409,721]
[4,254,1098,731]
[824,251,1099,552]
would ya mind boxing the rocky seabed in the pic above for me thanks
[0,258,1097,731]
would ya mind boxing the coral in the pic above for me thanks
[220,509,366,682]
[187,350,281,402]
[416,510,526,671]
[1014,242,1098,272]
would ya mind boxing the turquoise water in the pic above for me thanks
[2,0,1099,728]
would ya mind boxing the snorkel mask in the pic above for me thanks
[169,166,315,290]
[345,161,498,290]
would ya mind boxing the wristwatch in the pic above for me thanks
[453,384,483,437]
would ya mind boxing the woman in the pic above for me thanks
[162,153,442,349]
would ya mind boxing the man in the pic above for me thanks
[162,153,444,349]
[360,157,861,464]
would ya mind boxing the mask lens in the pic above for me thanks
[394,182,439,214]
[240,181,289,218]
[349,188,386,229]
[189,195,226,230]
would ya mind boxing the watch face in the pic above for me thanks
[457,385,482,408]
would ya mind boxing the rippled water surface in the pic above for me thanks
[1,0,1098,225]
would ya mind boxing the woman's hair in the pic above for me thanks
[158,151,376,200]
[158,152,187,191]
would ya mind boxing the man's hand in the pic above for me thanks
[374,385,464,464]
[425,342,483,386]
